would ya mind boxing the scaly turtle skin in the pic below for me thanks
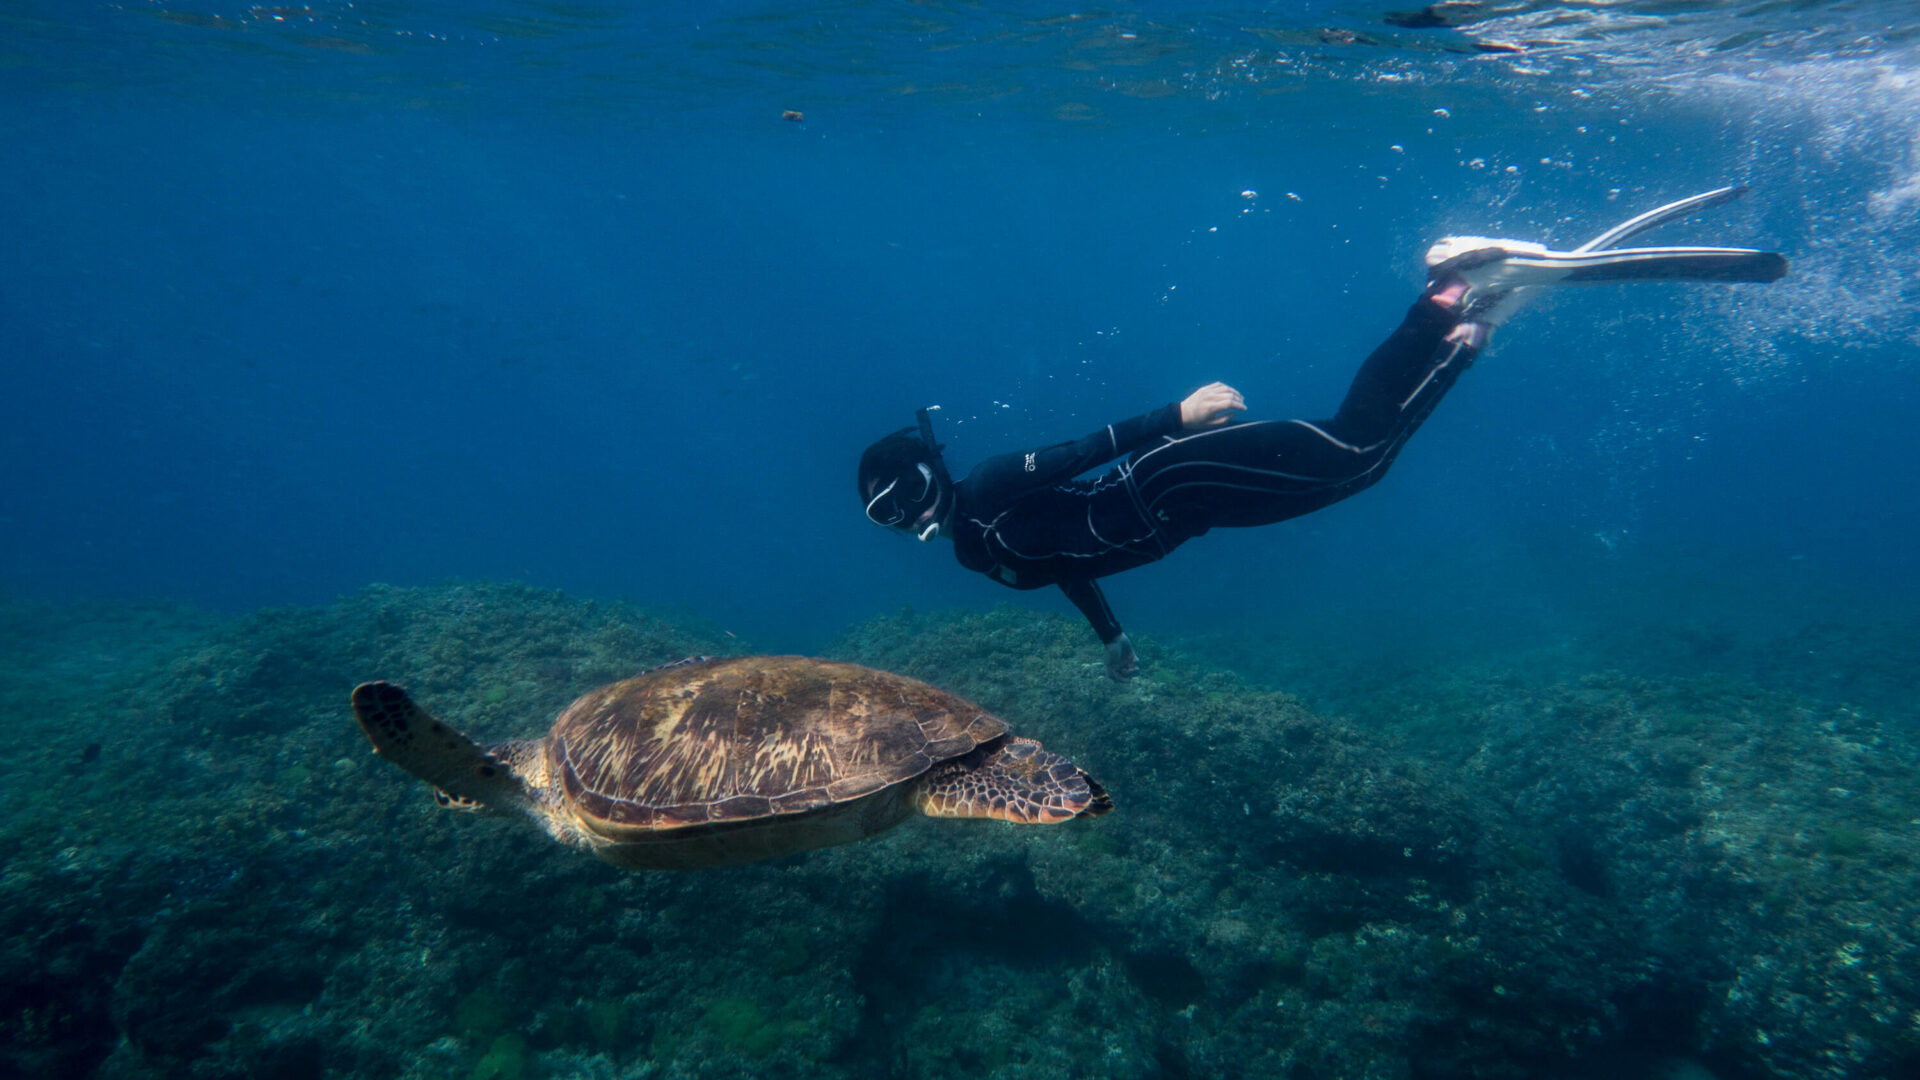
[352,655,1111,870]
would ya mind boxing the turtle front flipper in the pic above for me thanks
[913,735,1113,824]
[352,682,528,811]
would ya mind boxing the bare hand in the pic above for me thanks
[1104,634,1139,682]
[1179,382,1245,431]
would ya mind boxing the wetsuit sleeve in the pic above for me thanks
[962,403,1182,508]
[1058,578,1124,644]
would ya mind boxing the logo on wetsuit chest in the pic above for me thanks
[1024,453,1036,472]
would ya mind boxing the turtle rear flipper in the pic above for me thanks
[913,735,1113,824]
[352,681,527,811]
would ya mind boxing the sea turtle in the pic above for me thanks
[351,655,1111,870]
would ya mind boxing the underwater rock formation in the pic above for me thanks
[0,583,1915,1079]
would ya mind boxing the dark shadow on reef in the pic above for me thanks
[0,583,1916,1079]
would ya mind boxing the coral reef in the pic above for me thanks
[1,584,1916,1079]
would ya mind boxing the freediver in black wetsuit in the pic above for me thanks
[858,188,1789,680]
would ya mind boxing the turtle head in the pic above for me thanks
[352,681,535,812]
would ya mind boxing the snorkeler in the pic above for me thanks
[858,187,1788,680]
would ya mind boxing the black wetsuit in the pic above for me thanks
[947,295,1473,644]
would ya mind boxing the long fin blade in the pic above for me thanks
[1494,245,1789,285]
[1575,185,1748,253]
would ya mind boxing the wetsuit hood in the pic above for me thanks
[858,417,953,541]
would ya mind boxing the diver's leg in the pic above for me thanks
[1128,196,1790,537]
[1127,290,1477,532]
[1322,285,1479,448]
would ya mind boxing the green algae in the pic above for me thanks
[700,995,799,1059]
[1071,825,1120,857]
[467,1033,526,1080]
[454,986,512,1043]
[760,926,811,976]
[585,999,630,1051]
[563,883,610,918]
[1825,827,1873,857]
[6,583,1920,1080]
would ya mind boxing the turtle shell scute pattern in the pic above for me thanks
[549,656,1006,834]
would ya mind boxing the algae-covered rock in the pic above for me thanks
[827,607,1646,1079]
[3,584,1918,1080]
[1448,673,1920,1079]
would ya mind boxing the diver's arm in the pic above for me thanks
[1058,579,1139,681]
[1058,578,1123,643]
[964,403,1182,506]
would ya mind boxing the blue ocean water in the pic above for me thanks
[10,7,1920,1079]
[6,1,1918,661]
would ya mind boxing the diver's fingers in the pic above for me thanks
[1210,384,1246,421]
[1204,382,1244,407]
[1181,382,1247,428]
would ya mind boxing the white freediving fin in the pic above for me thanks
[1572,184,1751,253]
[1428,184,1789,328]
[1445,242,1788,291]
